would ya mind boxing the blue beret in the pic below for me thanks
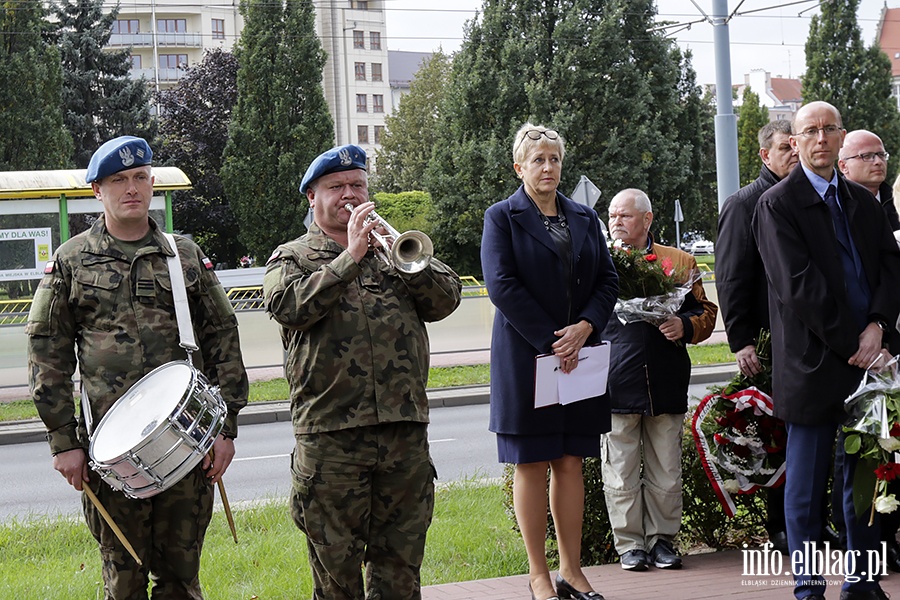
[85,136,153,183]
[299,144,367,194]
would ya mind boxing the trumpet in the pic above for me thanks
[344,203,433,273]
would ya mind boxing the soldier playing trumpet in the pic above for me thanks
[263,144,462,599]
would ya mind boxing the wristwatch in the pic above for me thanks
[875,320,890,335]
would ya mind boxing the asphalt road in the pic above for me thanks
[0,381,720,523]
[0,403,503,523]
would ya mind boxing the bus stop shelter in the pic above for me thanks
[0,168,191,281]
[0,167,192,241]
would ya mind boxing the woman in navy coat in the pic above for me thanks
[481,123,618,600]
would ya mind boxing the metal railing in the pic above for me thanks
[226,286,265,311]
[0,285,489,324]
[0,300,29,326]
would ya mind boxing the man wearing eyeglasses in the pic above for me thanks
[839,130,900,232]
[838,129,900,574]
[753,101,900,600]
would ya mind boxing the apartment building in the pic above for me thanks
[106,0,242,93]
[878,6,900,110]
[314,0,392,166]
[101,1,417,169]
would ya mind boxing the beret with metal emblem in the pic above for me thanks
[85,136,153,183]
[299,144,367,194]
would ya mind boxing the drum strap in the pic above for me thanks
[162,233,199,355]
[82,383,94,436]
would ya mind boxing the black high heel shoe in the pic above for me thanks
[555,574,605,600]
[529,582,560,600]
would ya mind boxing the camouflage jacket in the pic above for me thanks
[26,217,249,455]
[263,223,462,435]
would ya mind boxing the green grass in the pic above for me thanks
[247,365,490,404]
[428,363,490,388]
[0,399,39,422]
[0,481,524,598]
[0,349,733,423]
[688,342,734,365]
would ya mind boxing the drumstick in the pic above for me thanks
[217,478,238,544]
[209,448,238,544]
[83,485,143,566]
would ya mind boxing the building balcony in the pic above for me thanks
[109,32,203,48]
[129,67,187,83]
[345,8,385,26]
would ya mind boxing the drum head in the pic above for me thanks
[91,363,193,462]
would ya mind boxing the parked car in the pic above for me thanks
[689,240,715,255]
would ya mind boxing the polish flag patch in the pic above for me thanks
[44,261,55,274]
[202,257,214,270]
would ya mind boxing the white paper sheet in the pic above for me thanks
[534,342,610,408]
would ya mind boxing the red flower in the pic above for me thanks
[891,423,900,437]
[875,463,900,482]
[645,254,657,262]
[714,433,727,445]
[732,444,752,458]
[661,256,675,277]
[731,415,750,432]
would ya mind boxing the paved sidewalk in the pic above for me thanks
[422,548,900,599]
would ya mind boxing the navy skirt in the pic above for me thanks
[496,432,602,464]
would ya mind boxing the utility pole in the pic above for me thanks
[712,0,740,211]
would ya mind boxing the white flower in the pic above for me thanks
[722,479,741,494]
[876,494,900,514]
[878,437,900,452]
[732,435,764,449]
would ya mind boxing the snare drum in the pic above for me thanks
[89,361,226,499]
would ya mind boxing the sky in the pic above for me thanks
[383,1,890,86]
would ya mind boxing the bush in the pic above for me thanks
[500,417,771,567]
[371,191,434,238]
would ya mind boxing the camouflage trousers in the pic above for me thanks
[82,464,214,599]
[291,422,436,600]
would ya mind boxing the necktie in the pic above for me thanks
[823,184,870,328]
[824,185,852,255]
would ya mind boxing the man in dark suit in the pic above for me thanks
[717,120,798,553]
[838,128,900,571]
[753,101,900,600]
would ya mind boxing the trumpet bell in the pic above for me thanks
[392,230,433,274]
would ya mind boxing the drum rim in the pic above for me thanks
[89,361,198,463]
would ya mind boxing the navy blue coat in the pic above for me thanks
[481,186,619,435]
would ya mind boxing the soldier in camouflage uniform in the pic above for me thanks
[264,144,461,599]
[26,136,248,600]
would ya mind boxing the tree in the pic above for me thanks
[803,0,900,181]
[0,1,72,169]
[425,0,710,276]
[374,51,451,193]
[736,87,769,188]
[156,49,241,266]
[684,86,719,243]
[52,0,156,168]
[221,0,334,261]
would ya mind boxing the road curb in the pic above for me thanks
[0,364,736,447]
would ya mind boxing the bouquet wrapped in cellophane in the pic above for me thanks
[609,242,701,326]
[843,356,900,522]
